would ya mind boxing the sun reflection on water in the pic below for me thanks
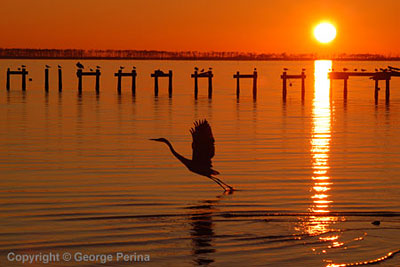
[300,60,339,237]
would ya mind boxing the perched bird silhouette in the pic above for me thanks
[283,68,289,71]
[76,62,84,69]
[132,66,136,70]
[120,66,125,70]
[354,68,358,71]
[96,66,101,69]
[388,66,400,71]
[375,68,379,72]
[21,65,26,68]
[58,65,62,69]
[90,68,93,72]
[150,120,234,191]
[45,65,51,68]
[302,68,306,72]
[343,68,348,71]
[361,69,366,72]
[194,67,199,71]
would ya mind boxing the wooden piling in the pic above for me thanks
[235,71,240,98]
[151,70,172,97]
[191,69,213,99]
[374,79,379,104]
[343,78,348,100]
[77,69,83,93]
[385,78,390,103]
[95,69,100,93]
[131,69,137,95]
[234,70,258,99]
[58,68,62,92]
[6,68,10,91]
[253,70,257,99]
[21,68,27,91]
[208,72,213,99]
[44,68,49,92]
[168,70,173,97]
[194,70,199,98]
[301,71,305,100]
[154,74,159,96]
[282,72,287,99]
[117,69,122,94]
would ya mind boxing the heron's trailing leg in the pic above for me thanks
[211,176,234,191]
[207,176,227,190]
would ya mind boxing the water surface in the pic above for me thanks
[0,59,400,266]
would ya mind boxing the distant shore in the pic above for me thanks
[0,48,399,61]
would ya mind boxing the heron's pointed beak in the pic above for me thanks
[149,138,157,141]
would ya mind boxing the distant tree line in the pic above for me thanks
[0,48,398,61]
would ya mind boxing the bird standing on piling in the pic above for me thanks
[76,62,84,69]
[45,65,50,69]
[58,65,62,69]
[343,68,348,71]
[150,120,234,192]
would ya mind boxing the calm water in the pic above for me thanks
[0,59,400,267]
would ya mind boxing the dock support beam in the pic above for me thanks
[77,69,100,93]
[234,70,257,99]
[151,70,172,97]
[191,69,213,99]
[343,78,348,100]
[6,67,28,91]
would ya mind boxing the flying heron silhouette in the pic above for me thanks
[76,62,84,69]
[150,120,234,191]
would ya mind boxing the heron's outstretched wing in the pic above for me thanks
[190,120,215,167]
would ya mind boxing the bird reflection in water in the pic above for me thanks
[297,60,341,241]
[187,193,231,265]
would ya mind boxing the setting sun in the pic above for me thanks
[314,22,337,44]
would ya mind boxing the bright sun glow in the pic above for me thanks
[314,22,336,44]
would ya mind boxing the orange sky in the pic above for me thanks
[1,0,399,55]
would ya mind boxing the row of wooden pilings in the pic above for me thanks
[6,66,400,102]
[6,67,260,99]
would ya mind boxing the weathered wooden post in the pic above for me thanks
[208,71,213,99]
[117,69,122,94]
[281,71,287,99]
[343,77,348,100]
[131,69,137,95]
[44,68,49,92]
[385,78,390,103]
[154,73,159,96]
[253,69,257,99]
[168,70,173,97]
[374,79,379,104]
[194,70,199,98]
[77,69,83,93]
[95,69,100,93]
[58,68,62,92]
[235,71,240,98]
[301,71,305,100]
[21,68,27,91]
[6,68,10,91]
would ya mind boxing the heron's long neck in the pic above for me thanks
[163,140,190,166]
